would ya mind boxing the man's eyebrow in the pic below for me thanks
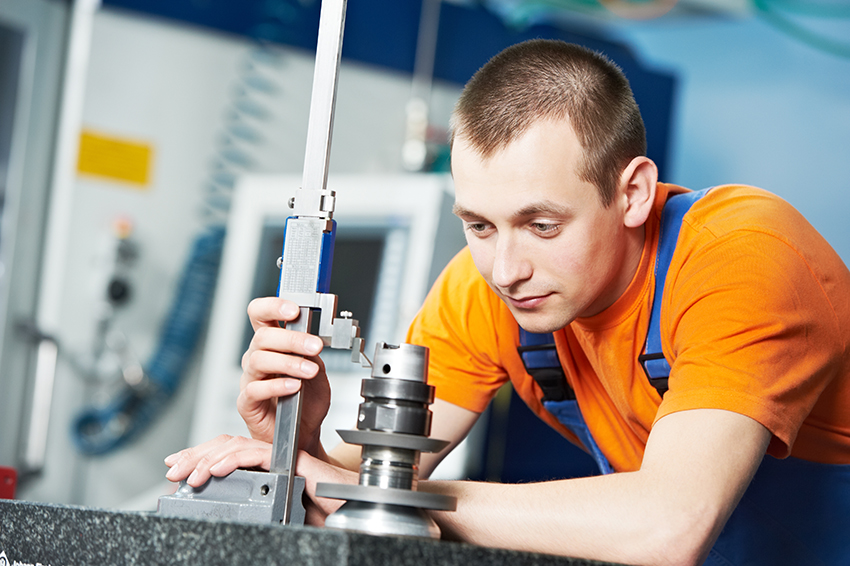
[513,201,574,219]
[451,203,481,218]
[452,200,574,220]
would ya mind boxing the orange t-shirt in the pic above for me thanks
[407,183,850,473]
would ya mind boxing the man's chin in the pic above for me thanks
[510,310,569,335]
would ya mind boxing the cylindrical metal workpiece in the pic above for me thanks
[360,377,434,403]
[371,343,429,382]
[317,342,456,539]
[357,399,432,435]
[357,344,435,436]
[359,445,419,490]
[355,343,432,489]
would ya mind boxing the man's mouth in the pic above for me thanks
[504,294,551,310]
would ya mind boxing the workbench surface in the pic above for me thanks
[1,499,627,566]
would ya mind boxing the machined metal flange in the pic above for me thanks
[336,429,449,453]
[316,482,455,510]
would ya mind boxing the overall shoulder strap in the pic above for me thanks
[518,328,575,402]
[638,188,711,397]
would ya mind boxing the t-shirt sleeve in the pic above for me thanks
[406,248,510,413]
[656,224,845,458]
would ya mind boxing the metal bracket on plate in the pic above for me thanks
[157,469,306,525]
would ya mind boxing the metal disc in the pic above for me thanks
[336,429,449,453]
[316,482,456,511]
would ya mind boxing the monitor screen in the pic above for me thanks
[242,220,402,370]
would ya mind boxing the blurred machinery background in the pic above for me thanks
[0,0,847,509]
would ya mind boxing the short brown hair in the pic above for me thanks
[451,39,646,207]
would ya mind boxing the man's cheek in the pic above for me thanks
[467,248,494,282]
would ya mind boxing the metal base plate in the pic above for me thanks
[157,469,306,525]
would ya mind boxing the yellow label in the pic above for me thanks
[77,130,153,187]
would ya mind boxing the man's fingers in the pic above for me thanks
[242,347,320,381]
[164,435,272,487]
[164,434,233,482]
[195,444,272,486]
[248,297,301,331]
[237,354,311,417]
[166,435,233,484]
[249,325,324,359]
[236,378,302,434]
[241,375,302,405]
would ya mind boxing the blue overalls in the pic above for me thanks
[518,190,850,565]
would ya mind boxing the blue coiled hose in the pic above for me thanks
[71,0,316,455]
[73,227,225,454]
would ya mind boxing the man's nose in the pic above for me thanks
[492,236,532,290]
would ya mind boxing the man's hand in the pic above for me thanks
[296,450,358,526]
[164,434,272,488]
[238,296,332,456]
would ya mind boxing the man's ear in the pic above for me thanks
[619,156,657,228]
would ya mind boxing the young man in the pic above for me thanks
[166,40,850,565]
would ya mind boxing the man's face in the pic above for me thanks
[451,119,641,333]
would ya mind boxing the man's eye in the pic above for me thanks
[466,222,489,233]
[532,222,559,234]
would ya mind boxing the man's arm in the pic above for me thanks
[419,408,770,566]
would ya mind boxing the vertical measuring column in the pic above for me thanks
[271,0,347,526]
[269,307,310,525]
[158,0,357,527]
[298,0,346,200]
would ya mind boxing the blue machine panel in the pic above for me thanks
[102,0,675,180]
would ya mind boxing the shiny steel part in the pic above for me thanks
[357,376,434,435]
[325,501,440,539]
[269,307,310,525]
[371,342,429,382]
[359,444,418,490]
[319,483,455,510]
[296,0,346,213]
[316,343,456,538]
[158,469,306,526]
[336,429,448,453]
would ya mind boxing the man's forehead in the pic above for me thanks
[450,118,598,216]
[452,192,577,220]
